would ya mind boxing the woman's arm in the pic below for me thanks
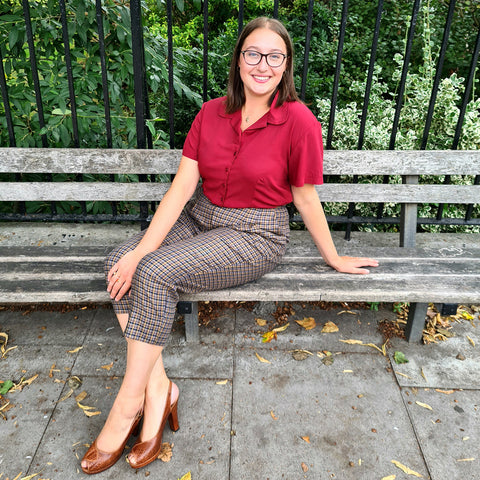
[291,184,378,274]
[108,156,200,300]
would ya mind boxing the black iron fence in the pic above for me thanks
[0,0,479,233]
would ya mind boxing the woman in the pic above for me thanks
[81,16,378,474]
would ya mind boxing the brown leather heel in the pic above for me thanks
[81,409,143,475]
[127,381,179,469]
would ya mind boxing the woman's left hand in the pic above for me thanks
[328,255,379,275]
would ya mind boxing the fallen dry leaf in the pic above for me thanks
[255,318,267,326]
[261,331,277,343]
[339,339,363,345]
[75,391,88,403]
[301,436,310,443]
[10,374,39,393]
[435,389,455,395]
[216,380,228,385]
[301,462,309,472]
[178,472,191,480]
[100,362,114,371]
[158,442,173,462]
[77,401,101,417]
[415,401,433,411]
[261,323,289,343]
[466,336,475,347]
[255,352,271,364]
[295,317,316,330]
[1,331,18,359]
[456,458,475,462]
[270,410,278,420]
[391,460,423,477]
[337,310,357,315]
[322,321,339,333]
[339,339,387,356]
[292,349,313,361]
[381,476,396,480]
[19,474,39,480]
[67,346,83,354]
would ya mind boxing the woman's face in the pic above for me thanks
[238,27,288,103]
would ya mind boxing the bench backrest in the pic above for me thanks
[1,148,479,247]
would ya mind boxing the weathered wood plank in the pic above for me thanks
[1,148,480,175]
[0,273,478,304]
[1,181,477,204]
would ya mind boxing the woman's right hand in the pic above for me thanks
[107,248,147,302]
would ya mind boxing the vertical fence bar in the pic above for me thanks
[22,0,47,148]
[344,0,384,240]
[238,0,244,37]
[421,0,456,221]
[131,0,147,149]
[95,0,118,218]
[203,0,209,102]
[0,49,16,147]
[130,0,149,228]
[357,0,383,150]
[167,0,175,149]
[421,0,456,150]
[273,0,279,19]
[300,0,314,102]
[96,0,113,149]
[389,0,421,150]
[326,0,348,150]
[377,0,421,224]
[59,0,79,148]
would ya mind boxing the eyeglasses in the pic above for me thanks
[241,50,287,68]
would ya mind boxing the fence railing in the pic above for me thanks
[0,0,479,234]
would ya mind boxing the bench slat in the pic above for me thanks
[1,182,478,204]
[1,148,480,175]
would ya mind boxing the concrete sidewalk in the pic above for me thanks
[1,302,479,480]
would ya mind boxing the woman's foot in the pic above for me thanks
[127,381,179,469]
[81,396,144,474]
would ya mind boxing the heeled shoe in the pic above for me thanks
[127,381,179,469]
[81,408,143,475]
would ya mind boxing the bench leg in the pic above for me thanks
[405,302,428,343]
[441,303,458,316]
[177,301,200,343]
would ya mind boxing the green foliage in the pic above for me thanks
[315,4,480,233]
[0,0,202,149]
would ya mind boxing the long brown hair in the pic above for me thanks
[225,17,299,114]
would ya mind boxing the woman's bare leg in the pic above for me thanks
[81,338,163,468]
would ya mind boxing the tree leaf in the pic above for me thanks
[255,352,271,364]
[0,380,14,395]
[394,351,409,364]
[391,460,423,477]
[415,401,433,411]
[321,321,339,333]
[295,317,316,330]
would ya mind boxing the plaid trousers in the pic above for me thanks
[105,190,290,346]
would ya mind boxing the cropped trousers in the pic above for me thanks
[105,190,290,346]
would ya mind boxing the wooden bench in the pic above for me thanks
[1,147,479,343]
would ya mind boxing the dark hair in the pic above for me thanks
[225,17,299,114]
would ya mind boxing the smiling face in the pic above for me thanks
[238,27,288,103]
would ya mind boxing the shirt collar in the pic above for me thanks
[219,90,289,128]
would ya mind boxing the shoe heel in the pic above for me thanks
[132,419,142,437]
[168,400,179,432]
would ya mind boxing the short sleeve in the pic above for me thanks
[288,120,324,187]
[182,103,205,161]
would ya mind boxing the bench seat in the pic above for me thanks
[1,147,479,344]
